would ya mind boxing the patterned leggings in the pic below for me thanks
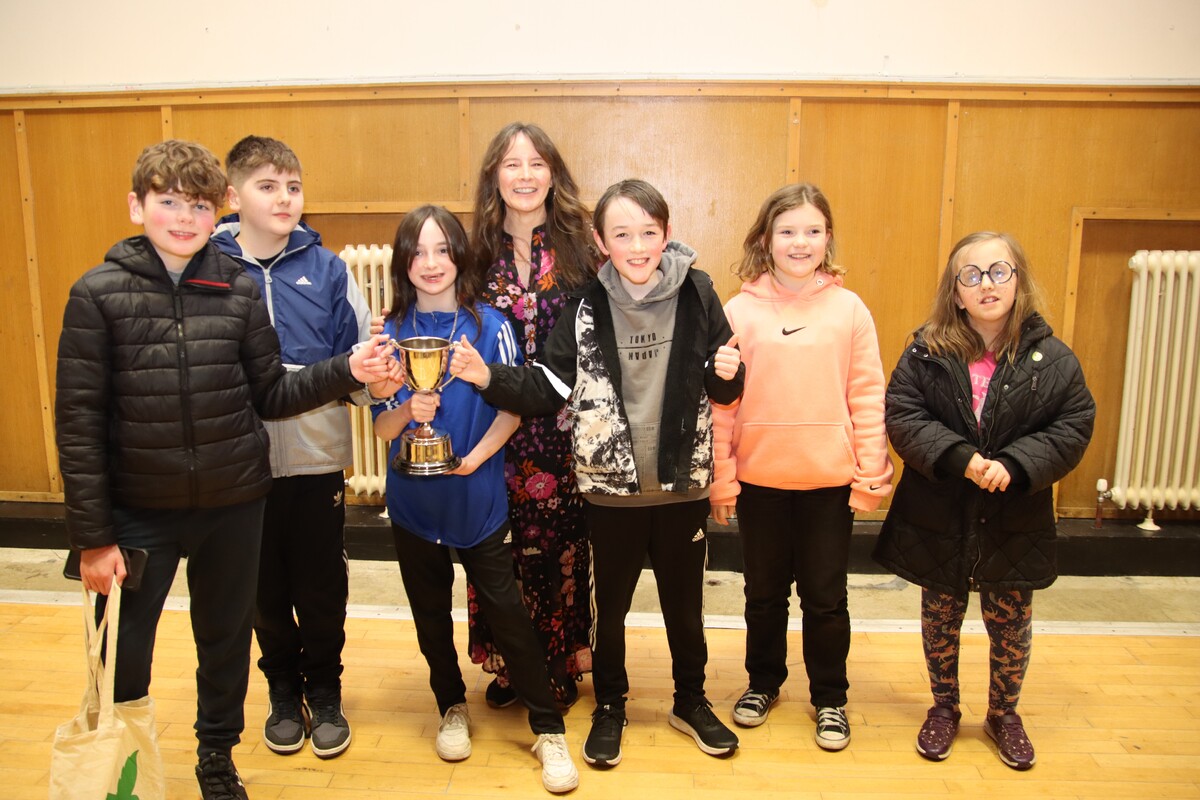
[921,588,1033,715]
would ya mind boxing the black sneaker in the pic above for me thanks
[196,753,248,800]
[815,706,851,751]
[307,687,352,759]
[732,687,780,727]
[582,704,627,767]
[669,700,739,756]
[485,677,520,709]
[263,688,309,754]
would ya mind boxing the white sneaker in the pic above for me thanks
[532,733,579,793]
[435,703,471,761]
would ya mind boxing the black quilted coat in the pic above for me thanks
[55,236,362,550]
[873,314,1095,594]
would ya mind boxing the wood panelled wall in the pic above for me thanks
[3,82,1199,518]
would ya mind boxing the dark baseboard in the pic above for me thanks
[3,501,1197,577]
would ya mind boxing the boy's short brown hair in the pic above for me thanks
[593,179,670,241]
[225,135,302,189]
[131,140,227,207]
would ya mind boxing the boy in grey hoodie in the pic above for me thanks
[450,179,744,768]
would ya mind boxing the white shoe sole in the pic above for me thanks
[668,712,738,756]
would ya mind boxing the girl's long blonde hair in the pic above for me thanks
[920,231,1045,364]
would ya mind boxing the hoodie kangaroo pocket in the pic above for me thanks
[739,422,856,487]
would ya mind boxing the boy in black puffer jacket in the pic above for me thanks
[54,140,399,800]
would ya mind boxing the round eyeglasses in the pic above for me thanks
[956,260,1016,287]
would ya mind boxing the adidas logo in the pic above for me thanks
[296,276,313,286]
[692,529,705,542]
[503,531,513,544]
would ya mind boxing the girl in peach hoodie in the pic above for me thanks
[711,183,892,751]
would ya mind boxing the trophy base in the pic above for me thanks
[394,429,461,476]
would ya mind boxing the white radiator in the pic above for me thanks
[1108,250,1200,518]
[340,244,394,499]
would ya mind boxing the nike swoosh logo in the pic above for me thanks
[869,485,881,491]
[782,326,807,336]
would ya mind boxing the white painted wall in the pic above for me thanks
[2,0,1197,93]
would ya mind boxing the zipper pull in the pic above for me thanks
[1031,372,1039,392]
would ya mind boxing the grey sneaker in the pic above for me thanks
[307,688,352,759]
[815,706,851,751]
[533,733,579,793]
[435,703,472,761]
[732,687,780,727]
[263,689,309,754]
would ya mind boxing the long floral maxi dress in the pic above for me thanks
[467,225,593,700]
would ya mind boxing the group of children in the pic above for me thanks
[56,130,1094,799]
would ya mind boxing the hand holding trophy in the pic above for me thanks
[391,336,461,475]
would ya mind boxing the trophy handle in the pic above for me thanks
[438,340,460,390]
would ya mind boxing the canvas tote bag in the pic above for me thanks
[50,578,165,799]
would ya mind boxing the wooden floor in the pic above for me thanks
[3,601,1199,799]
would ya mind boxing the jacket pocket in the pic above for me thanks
[739,422,855,487]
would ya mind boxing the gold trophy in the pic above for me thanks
[391,336,461,475]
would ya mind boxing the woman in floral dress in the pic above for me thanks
[468,122,599,707]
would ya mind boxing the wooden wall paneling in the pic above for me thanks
[25,108,160,498]
[466,97,791,302]
[161,105,173,139]
[172,100,463,209]
[307,213,408,257]
[1060,217,1200,518]
[457,98,471,202]
[936,101,961,270]
[0,113,55,497]
[795,100,948,379]
[952,103,1200,332]
[786,98,802,183]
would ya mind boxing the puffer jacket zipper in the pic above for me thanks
[172,285,198,507]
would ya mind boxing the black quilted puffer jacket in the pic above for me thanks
[55,236,361,550]
[873,314,1095,594]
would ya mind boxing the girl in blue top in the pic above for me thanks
[371,205,577,793]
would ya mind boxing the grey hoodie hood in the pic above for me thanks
[598,240,697,310]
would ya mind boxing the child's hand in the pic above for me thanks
[449,335,491,388]
[976,459,1011,493]
[710,503,736,526]
[350,334,396,384]
[964,452,988,483]
[368,354,407,399]
[409,392,440,424]
[80,545,125,595]
[369,309,390,336]
[713,334,741,380]
[965,453,1011,492]
[449,453,480,476]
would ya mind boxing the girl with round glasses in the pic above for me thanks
[874,231,1095,771]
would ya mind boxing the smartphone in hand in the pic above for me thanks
[63,546,149,592]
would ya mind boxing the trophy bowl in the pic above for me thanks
[391,336,461,476]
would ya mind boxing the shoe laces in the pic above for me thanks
[737,690,774,713]
[685,700,720,726]
[817,706,848,732]
[591,704,625,733]
[441,703,470,732]
[268,690,304,720]
[198,754,243,799]
[534,732,570,761]
[309,701,342,726]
